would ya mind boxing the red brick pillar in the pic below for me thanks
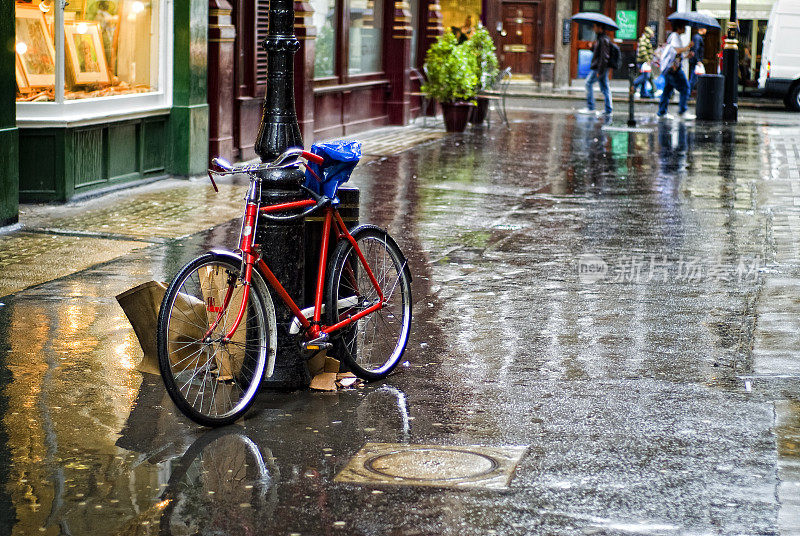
[385,1,413,124]
[294,1,316,145]
[208,0,236,161]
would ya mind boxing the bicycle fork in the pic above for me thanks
[204,189,260,342]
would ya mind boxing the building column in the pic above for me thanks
[386,1,413,125]
[294,0,317,146]
[171,0,210,176]
[648,0,667,43]
[0,0,19,227]
[208,1,236,161]
[553,0,573,88]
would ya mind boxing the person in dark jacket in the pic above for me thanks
[580,23,613,115]
[688,27,707,90]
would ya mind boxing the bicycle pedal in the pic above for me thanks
[302,341,333,352]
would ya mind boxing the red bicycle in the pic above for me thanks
[156,147,412,427]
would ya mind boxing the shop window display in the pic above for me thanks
[348,0,383,74]
[14,0,160,102]
[312,0,337,77]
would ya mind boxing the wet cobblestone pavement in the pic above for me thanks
[1,108,800,534]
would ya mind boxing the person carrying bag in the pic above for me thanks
[657,22,693,119]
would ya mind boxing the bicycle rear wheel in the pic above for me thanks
[326,225,412,381]
[157,253,277,427]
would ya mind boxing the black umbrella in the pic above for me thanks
[667,12,722,30]
[571,12,620,31]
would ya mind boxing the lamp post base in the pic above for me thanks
[722,27,739,123]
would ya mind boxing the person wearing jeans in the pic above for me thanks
[658,22,693,118]
[582,23,613,115]
[586,68,613,114]
[658,68,690,116]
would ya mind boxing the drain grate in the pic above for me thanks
[334,443,527,489]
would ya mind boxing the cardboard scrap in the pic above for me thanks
[324,356,340,373]
[116,281,210,375]
[307,351,363,391]
[307,350,328,377]
[310,372,338,391]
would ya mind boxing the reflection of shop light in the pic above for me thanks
[132,1,145,14]
[39,0,52,13]
[76,22,89,34]
[15,42,27,55]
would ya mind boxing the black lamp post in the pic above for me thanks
[722,0,738,122]
[255,0,303,161]
[253,0,310,390]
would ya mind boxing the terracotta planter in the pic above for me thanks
[469,97,490,125]
[440,102,475,132]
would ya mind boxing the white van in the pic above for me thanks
[758,0,800,111]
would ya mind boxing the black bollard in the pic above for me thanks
[256,172,311,391]
[253,0,307,389]
[627,63,637,127]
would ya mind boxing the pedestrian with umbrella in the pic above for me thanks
[664,12,721,97]
[572,13,618,116]
[657,20,694,120]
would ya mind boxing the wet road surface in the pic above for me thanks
[1,108,800,535]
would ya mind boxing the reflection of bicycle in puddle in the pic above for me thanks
[159,428,278,534]
[148,385,411,533]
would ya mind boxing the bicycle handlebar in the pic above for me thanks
[207,148,331,221]
[209,148,323,178]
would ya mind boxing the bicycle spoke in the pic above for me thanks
[170,345,207,371]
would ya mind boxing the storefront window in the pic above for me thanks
[312,0,337,77]
[15,0,161,103]
[348,0,383,74]
[579,0,603,41]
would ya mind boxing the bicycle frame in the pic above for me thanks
[209,194,385,343]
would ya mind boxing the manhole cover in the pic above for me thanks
[335,443,527,489]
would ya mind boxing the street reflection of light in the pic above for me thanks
[116,342,135,370]
[155,499,171,510]
[16,42,27,55]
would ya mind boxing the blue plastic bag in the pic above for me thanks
[303,140,362,203]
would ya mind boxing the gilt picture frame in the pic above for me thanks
[15,55,30,93]
[14,5,57,88]
[64,21,110,85]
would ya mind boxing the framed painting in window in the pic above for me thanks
[64,21,110,85]
[15,55,30,93]
[14,5,57,88]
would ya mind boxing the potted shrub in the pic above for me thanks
[421,32,478,132]
[466,24,499,125]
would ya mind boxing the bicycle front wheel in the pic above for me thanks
[326,225,412,381]
[157,253,277,427]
